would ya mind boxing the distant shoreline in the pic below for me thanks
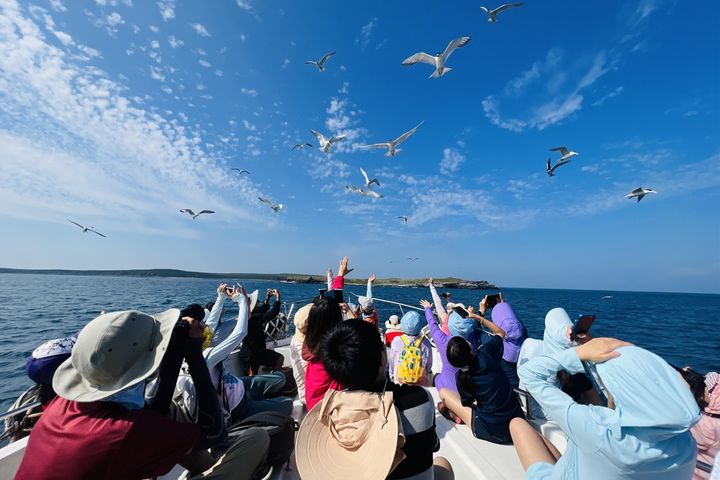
[0,268,498,290]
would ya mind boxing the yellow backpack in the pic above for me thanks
[397,335,427,384]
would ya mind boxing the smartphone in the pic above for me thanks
[485,293,501,309]
[452,305,469,318]
[318,288,328,298]
[572,314,596,339]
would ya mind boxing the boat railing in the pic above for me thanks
[0,403,41,424]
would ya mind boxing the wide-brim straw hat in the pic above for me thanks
[296,389,405,479]
[53,308,179,402]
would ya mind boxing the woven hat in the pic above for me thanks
[293,303,313,343]
[53,309,179,402]
[296,389,405,480]
[385,314,402,331]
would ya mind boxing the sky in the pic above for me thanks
[0,0,718,294]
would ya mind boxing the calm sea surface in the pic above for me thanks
[1,273,718,411]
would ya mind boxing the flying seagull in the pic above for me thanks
[479,2,525,22]
[231,168,250,175]
[360,167,380,188]
[401,36,471,78]
[292,143,314,151]
[259,196,284,212]
[179,209,215,220]
[625,187,657,203]
[311,129,346,153]
[358,122,424,156]
[305,51,336,72]
[407,257,420,261]
[545,157,571,176]
[398,216,408,224]
[550,146,579,163]
[67,219,106,237]
[346,185,383,199]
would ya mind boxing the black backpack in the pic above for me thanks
[228,411,298,470]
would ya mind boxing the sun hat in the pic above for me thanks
[25,336,77,385]
[706,372,719,392]
[448,311,474,340]
[180,304,205,321]
[400,310,425,336]
[357,296,374,314]
[53,308,179,402]
[296,389,405,480]
[293,303,313,343]
[385,314,402,331]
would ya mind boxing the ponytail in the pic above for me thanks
[447,336,476,398]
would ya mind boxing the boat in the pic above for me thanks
[0,297,712,479]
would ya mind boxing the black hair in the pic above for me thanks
[180,303,205,321]
[674,365,707,410]
[205,301,215,311]
[304,296,343,355]
[320,319,384,390]
[447,336,476,399]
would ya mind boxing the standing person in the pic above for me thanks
[511,339,701,480]
[15,309,270,480]
[297,319,454,480]
[389,310,433,386]
[234,288,284,376]
[689,371,720,480]
[384,314,403,346]
[357,273,379,328]
[289,303,313,408]
[482,295,526,389]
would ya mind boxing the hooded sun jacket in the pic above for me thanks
[520,345,700,480]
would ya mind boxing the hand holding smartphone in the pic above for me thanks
[452,305,469,318]
[484,293,502,309]
[571,314,596,340]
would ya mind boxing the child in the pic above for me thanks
[389,311,433,386]
[384,314,403,346]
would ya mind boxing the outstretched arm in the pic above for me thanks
[428,278,447,324]
[467,306,506,339]
[366,273,376,299]
[205,283,229,335]
[204,287,249,370]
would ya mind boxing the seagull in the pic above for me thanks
[259,197,284,212]
[407,257,420,261]
[305,51,336,72]
[179,209,215,220]
[358,122,424,156]
[550,146,579,163]
[67,219,106,237]
[479,2,525,22]
[401,36,471,79]
[360,167,380,188]
[292,143,314,151]
[346,185,383,199]
[601,295,614,300]
[545,157,570,176]
[231,168,250,175]
[398,216,408,224]
[311,129,346,153]
[625,187,657,203]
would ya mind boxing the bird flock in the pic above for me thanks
[68,2,658,238]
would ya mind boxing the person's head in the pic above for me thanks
[180,303,205,322]
[675,366,707,410]
[704,372,720,414]
[447,310,475,339]
[321,319,385,390]
[384,314,401,331]
[357,296,374,316]
[204,301,215,311]
[400,310,424,336]
[542,307,573,355]
[304,296,343,355]
[447,336,475,394]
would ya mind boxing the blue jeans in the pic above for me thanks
[231,372,294,422]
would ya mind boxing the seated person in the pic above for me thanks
[25,335,77,406]
[232,288,284,376]
[511,338,700,480]
[296,319,454,480]
[481,295,526,389]
[357,274,379,328]
[682,369,719,480]
[289,303,313,408]
[389,310,433,386]
[444,306,524,444]
[384,314,403,346]
[16,308,270,480]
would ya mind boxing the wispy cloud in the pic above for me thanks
[592,86,624,107]
[355,17,377,49]
[439,147,465,175]
[323,83,366,153]
[243,120,257,131]
[190,22,210,37]
[240,87,258,97]
[49,0,66,12]
[167,35,183,48]
[235,0,253,12]
[157,0,175,22]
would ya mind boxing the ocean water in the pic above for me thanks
[0,273,718,411]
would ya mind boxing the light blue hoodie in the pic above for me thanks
[520,345,700,479]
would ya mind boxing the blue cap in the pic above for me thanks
[400,310,425,336]
[448,312,475,340]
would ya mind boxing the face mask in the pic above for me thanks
[106,381,146,410]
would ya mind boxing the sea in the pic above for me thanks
[0,273,718,411]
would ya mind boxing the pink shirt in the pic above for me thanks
[304,358,342,411]
[693,388,720,480]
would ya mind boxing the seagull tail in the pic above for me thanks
[429,69,441,79]
[386,148,401,156]
[439,67,452,77]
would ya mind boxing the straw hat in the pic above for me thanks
[292,303,313,343]
[53,309,179,402]
[296,389,405,480]
[384,314,402,331]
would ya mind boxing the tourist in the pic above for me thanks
[429,278,451,334]
[15,308,271,479]
[481,295,526,389]
[687,370,719,480]
[24,335,76,406]
[357,273,379,328]
[296,319,454,480]
[233,288,285,375]
[389,310,433,386]
[510,338,700,479]
[443,306,524,444]
[289,303,312,408]
[384,314,403,346]
[302,294,343,410]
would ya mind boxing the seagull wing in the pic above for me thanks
[259,197,274,207]
[393,121,424,145]
[197,210,215,216]
[442,36,471,61]
[365,190,383,199]
[359,143,390,149]
[630,188,643,195]
[310,129,326,144]
[479,6,489,13]
[401,52,435,66]
[291,144,300,150]
[360,167,370,184]
[494,2,525,15]
[67,219,85,229]
[89,228,106,238]
[329,135,346,144]
[346,185,361,193]
[318,51,336,66]
[546,158,552,170]
[179,209,195,216]
[550,146,570,156]
[305,61,318,66]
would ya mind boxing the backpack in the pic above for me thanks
[228,411,298,470]
[397,335,427,384]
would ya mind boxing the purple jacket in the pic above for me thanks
[489,303,525,363]
[424,307,478,392]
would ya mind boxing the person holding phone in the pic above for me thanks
[480,294,527,389]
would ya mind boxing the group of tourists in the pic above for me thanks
[8,254,719,479]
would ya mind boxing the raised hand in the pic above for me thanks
[338,256,353,277]
[217,283,228,296]
[420,299,432,309]
[231,285,248,303]
[369,273,377,283]
[576,338,633,363]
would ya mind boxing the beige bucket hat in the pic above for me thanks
[53,308,179,402]
[296,389,405,479]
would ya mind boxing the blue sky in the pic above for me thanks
[0,0,718,293]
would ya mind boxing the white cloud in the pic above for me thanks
[190,23,210,37]
[49,0,67,12]
[149,65,165,81]
[240,87,258,97]
[439,147,465,175]
[356,18,377,49]
[239,33,246,42]
[243,120,256,131]
[77,44,101,59]
[53,30,73,45]
[106,12,123,26]
[167,35,183,48]
[150,40,160,49]
[148,24,159,33]
[157,0,175,22]
[592,86,624,107]
[214,69,223,77]
[196,83,206,90]
[198,59,211,68]
[281,58,290,69]
[235,0,254,12]
[323,83,366,152]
